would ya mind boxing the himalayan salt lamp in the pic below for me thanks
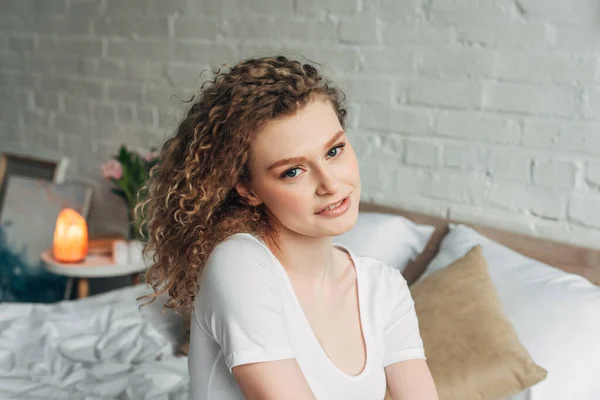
[53,208,88,263]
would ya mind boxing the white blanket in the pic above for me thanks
[0,286,189,399]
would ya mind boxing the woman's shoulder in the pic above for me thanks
[203,232,277,278]
[352,253,409,289]
[353,256,412,317]
[210,232,270,256]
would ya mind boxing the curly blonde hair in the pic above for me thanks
[137,55,348,312]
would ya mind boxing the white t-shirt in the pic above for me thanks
[188,233,425,400]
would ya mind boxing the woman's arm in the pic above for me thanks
[233,358,317,400]
[384,359,438,400]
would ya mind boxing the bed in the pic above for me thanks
[357,203,600,400]
[0,202,598,399]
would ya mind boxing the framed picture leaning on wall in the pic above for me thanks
[0,153,69,215]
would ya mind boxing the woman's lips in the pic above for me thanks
[315,196,351,217]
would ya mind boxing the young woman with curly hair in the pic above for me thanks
[139,55,438,399]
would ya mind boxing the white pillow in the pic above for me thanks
[334,212,435,272]
[420,224,600,400]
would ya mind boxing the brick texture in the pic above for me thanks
[1,0,599,247]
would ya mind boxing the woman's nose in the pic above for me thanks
[315,168,339,196]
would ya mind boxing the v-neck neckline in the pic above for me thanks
[246,233,370,381]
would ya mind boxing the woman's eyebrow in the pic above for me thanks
[324,130,345,149]
[266,130,345,171]
[267,156,307,170]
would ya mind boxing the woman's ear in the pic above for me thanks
[235,183,263,206]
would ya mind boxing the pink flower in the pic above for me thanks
[102,159,123,180]
[144,150,159,162]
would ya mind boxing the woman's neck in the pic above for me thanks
[268,229,341,289]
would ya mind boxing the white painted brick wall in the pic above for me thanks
[532,159,581,188]
[488,150,531,182]
[443,142,485,171]
[1,0,599,249]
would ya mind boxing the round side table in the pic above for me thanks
[41,249,149,299]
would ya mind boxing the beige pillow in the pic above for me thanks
[401,245,547,400]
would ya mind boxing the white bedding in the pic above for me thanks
[0,285,189,400]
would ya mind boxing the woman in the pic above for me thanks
[140,55,438,399]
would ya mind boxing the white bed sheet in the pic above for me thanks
[0,284,189,400]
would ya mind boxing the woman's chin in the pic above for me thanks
[318,207,359,237]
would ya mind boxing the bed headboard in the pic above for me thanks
[359,202,600,286]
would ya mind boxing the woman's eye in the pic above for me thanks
[327,143,345,158]
[283,168,300,178]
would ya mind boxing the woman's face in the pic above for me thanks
[240,96,361,239]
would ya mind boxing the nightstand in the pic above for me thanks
[40,250,149,299]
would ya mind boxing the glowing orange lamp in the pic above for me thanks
[53,208,89,263]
